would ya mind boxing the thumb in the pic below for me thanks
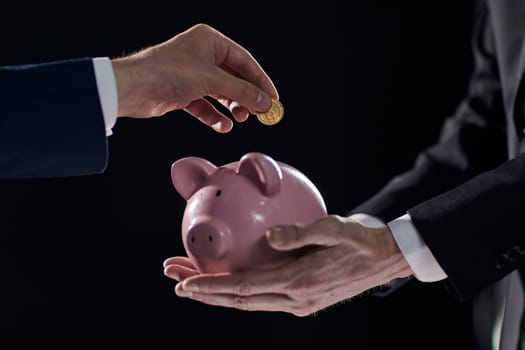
[207,66,273,114]
[265,218,343,251]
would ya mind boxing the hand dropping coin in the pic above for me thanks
[255,99,284,126]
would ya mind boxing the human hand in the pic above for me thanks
[111,23,277,132]
[163,215,413,317]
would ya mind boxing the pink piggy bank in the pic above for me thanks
[171,152,327,273]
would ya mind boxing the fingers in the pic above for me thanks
[163,256,199,281]
[175,286,300,314]
[266,216,346,250]
[211,64,256,122]
[229,101,250,122]
[210,95,250,122]
[163,256,194,268]
[164,264,199,281]
[178,269,289,296]
[216,34,279,101]
[183,98,233,133]
[206,66,273,114]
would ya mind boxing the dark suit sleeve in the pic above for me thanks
[0,58,108,179]
[351,3,518,300]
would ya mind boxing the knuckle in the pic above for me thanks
[290,225,300,244]
[293,310,309,318]
[325,214,344,226]
[279,224,303,246]
[233,296,250,311]
[194,23,211,32]
[291,300,315,317]
[236,276,252,296]
[324,215,346,239]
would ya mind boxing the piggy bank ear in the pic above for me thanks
[236,153,282,196]
[171,157,217,200]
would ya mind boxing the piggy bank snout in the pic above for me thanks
[185,220,231,260]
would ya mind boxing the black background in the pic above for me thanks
[0,1,476,349]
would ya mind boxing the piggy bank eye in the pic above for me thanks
[215,190,222,197]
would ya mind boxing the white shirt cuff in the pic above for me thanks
[92,57,118,136]
[387,213,447,282]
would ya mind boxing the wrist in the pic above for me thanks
[384,226,414,280]
[349,214,413,281]
[375,226,414,282]
[111,56,141,117]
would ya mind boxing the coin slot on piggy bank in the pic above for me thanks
[171,152,327,273]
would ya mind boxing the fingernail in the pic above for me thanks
[164,267,180,281]
[255,92,271,112]
[212,121,222,132]
[178,291,193,297]
[266,227,284,246]
[182,282,199,292]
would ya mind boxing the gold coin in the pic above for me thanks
[256,99,284,126]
